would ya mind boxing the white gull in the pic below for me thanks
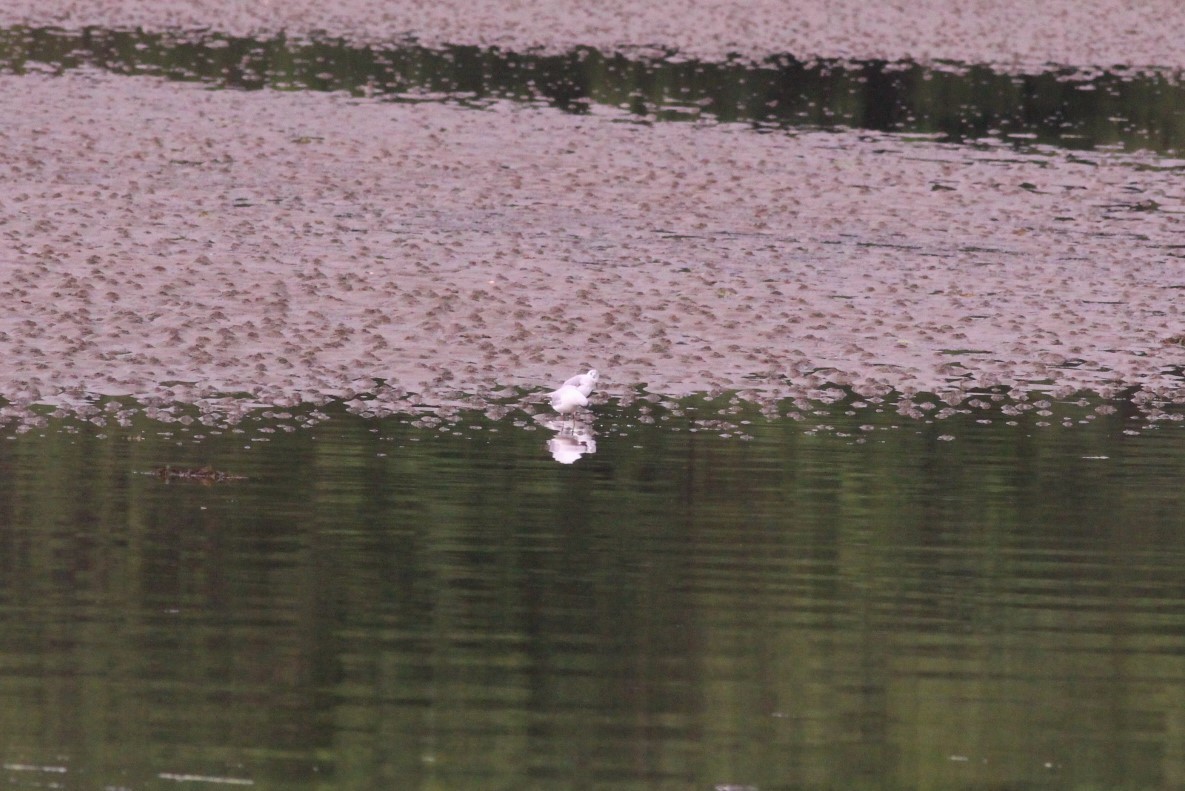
[561,369,599,398]
[547,368,598,419]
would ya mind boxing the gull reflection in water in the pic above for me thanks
[538,417,597,464]
[538,368,600,464]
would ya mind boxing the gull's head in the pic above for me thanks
[561,368,600,396]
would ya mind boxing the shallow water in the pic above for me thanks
[1,25,1184,154]
[1,393,1184,790]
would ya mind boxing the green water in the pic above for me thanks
[1,394,1184,790]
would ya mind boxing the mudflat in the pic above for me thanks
[0,3,1183,422]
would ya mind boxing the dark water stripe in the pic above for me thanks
[1,25,1184,154]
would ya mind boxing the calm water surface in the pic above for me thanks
[1,394,1184,790]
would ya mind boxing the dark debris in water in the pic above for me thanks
[149,465,247,483]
